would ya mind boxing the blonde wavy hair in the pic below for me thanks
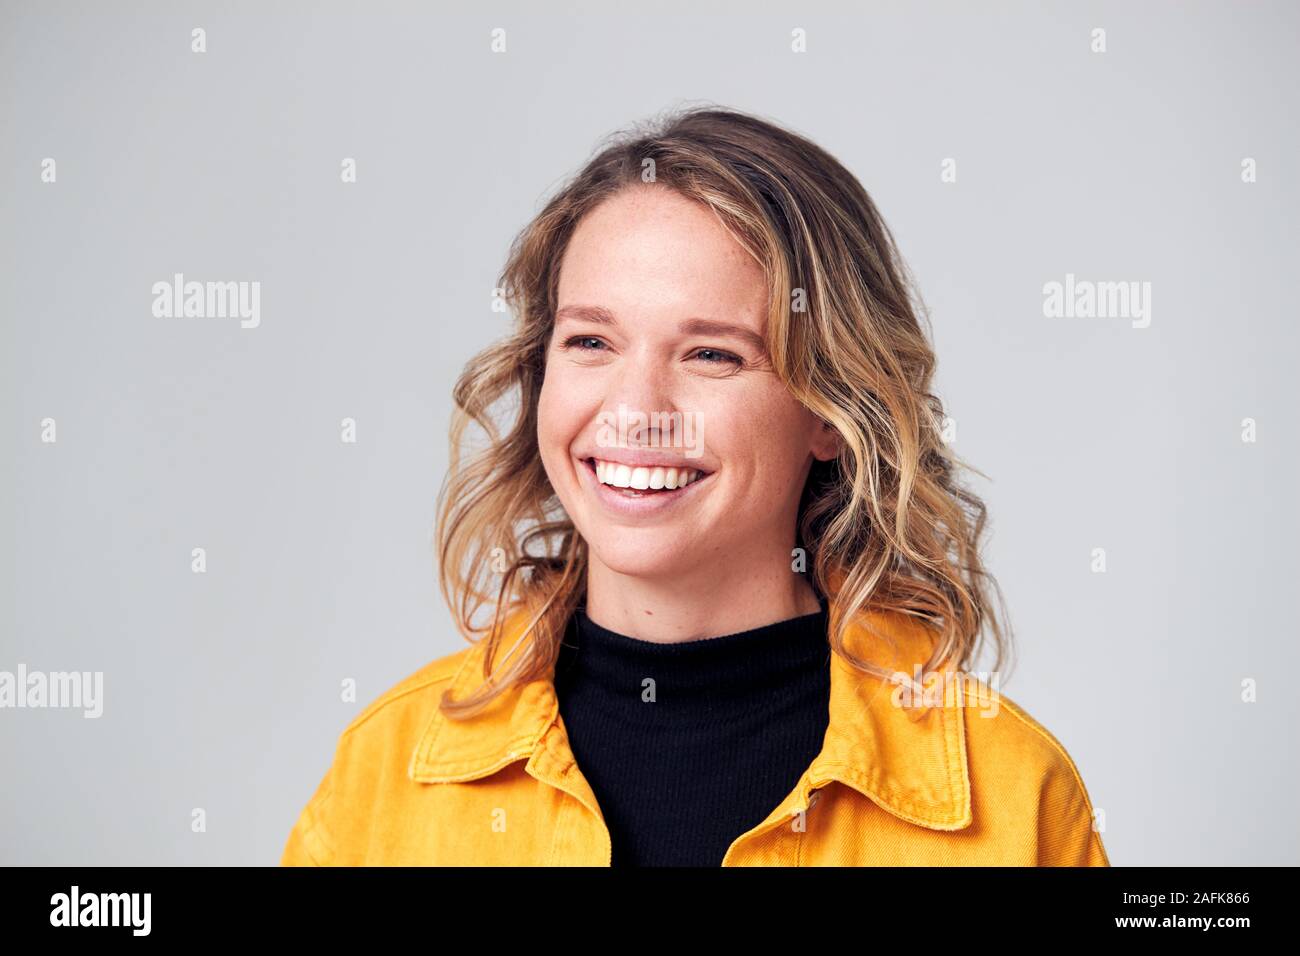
[435,105,1013,718]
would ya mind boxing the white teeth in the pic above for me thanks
[591,458,703,490]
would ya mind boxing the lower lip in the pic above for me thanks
[578,458,713,518]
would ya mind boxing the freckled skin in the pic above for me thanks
[536,185,841,641]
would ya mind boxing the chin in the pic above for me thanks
[586,538,688,579]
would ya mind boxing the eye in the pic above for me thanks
[558,336,743,368]
[690,348,744,366]
[560,335,608,352]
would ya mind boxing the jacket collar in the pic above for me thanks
[409,600,972,831]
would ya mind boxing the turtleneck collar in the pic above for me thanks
[556,595,831,707]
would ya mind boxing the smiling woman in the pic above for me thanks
[281,105,1109,868]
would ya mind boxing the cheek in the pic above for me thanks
[537,364,590,462]
[537,359,572,431]
[712,391,815,491]
[536,373,567,472]
[537,375,557,434]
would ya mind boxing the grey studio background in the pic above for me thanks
[3,0,1298,867]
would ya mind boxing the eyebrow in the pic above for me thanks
[554,305,768,355]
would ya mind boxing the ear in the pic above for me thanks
[810,419,843,462]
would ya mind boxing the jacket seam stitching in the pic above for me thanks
[300,781,336,865]
[299,823,327,866]
[795,804,807,865]
[548,790,569,866]
[940,702,966,820]
[825,762,965,827]
[412,640,491,767]
[415,734,539,778]
[996,695,1109,864]
[996,698,1098,805]
[344,672,458,739]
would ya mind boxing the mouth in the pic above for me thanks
[578,456,714,514]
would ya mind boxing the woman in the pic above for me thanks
[281,106,1109,867]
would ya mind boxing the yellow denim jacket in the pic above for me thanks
[281,603,1110,866]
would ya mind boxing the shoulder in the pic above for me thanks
[327,602,543,768]
[280,641,480,866]
[326,640,483,770]
[961,676,1087,775]
[958,674,1110,865]
[322,639,486,793]
[339,604,542,740]
[341,643,475,737]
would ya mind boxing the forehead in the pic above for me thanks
[556,187,768,322]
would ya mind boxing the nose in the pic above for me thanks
[599,352,683,448]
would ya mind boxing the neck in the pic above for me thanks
[583,558,823,645]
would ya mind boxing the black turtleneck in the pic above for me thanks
[552,597,832,867]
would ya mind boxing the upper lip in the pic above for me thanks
[580,450,713,474]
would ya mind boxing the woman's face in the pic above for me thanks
[537,185,839,584]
